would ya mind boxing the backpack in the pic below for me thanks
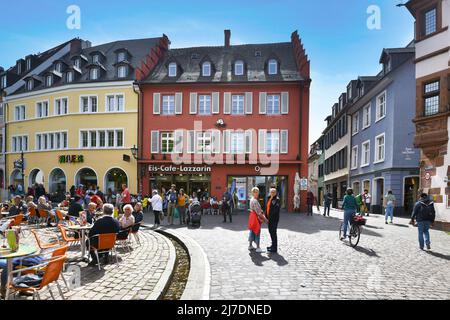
[420,202,436,221]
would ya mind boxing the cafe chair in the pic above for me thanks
[38,209,50,226]
[55,210,65,224]
[31,229,63,251]
[89,233,119,270]
[131,222,141,246]
[27,207,39,225]
[8,255,67,300]
[57,225,80,247]
[116,227,132,253]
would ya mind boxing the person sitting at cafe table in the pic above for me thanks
[132,203,144,224]
[59,194,71,208]
[8,196,27,217]
[118,204,135,238]
[68,195,84,219]
[37,196,56,226]
[84,202,97,224]
[88,192,103,210]
[88,203,120,266]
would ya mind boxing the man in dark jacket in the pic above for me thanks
[266,188,281,253]
[323,192,332,217]
[88,203,120,265]
[411,193,436,251]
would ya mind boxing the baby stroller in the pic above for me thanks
[187,200,202,226]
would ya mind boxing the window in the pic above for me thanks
[162,95,175,115]
[374,133,385,163]
[202,62,211,77]
[26,58,31,70]
[90,68,99,80]
[1,75,7,89]
[55,62,62,73]
[117,51,126,62]
[14,105,26,121]
[66,71,74,83]
[197,132,212,153]
[74,58,81,69]
[362,104,371,129]
[80,96,98,113]
[198,95,211,115]
[267,95,280,115]
[36,101,49,118]
[361,140,370,167]
[12,136,28,152]
[161,132,174,153]
[351,146,358,169]
[347,85,352,99]
[106,94,125,112]
[36,132,67,151]
[80,129,124,148]
[27,80,33,91]
[55,98,68,115]
[376,91,386,121]
[231,95,245,115]
[230,132,245,154]
[168,63,177,77]
[352,113,359,135]
[46,75,53,87]
[234,60,244,76]
[92,54,99,63]
[268,59,278,75]
[118,66,127,78]
[17,62,22,74]
[424,8,437,36]
[266,131,280,154]
[424,80,440,116]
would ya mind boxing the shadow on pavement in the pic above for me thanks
[268,252,289,266]
[353,246,380,258]
[249,251,270,267]
[426,251,450,261]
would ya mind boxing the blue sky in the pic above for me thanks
[0,0,414,142]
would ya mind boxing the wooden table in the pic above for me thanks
[0,244,40,300]
[66,224,93,261]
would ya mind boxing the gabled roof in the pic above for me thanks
[142,41,304,83]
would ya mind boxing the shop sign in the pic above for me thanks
[300,178,308,191]
[59,155,84,164]
[402,147,415,161]
[148,165,211,173]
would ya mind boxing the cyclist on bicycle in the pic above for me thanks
[340,188,358,241]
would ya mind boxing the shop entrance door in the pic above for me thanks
[404,177,419,215]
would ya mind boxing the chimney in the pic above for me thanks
[70,38,82,56]
[224,29,231,48]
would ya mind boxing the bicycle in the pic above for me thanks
[339,215,366,248]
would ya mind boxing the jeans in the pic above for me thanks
[385,204,394,222]
[178,206,186,224]
[323,204,331,216]
[417,221,431,249]
[342,209,355,237]
[268,218,279,251]
[153,210,161,225]
[307,204,313,216]
[167,203,176,224]
[248,231,260,247]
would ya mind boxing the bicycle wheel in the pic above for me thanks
[349,224,361,247]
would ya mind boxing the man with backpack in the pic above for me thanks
[222,189,233,223]
[411,193,436,251]
[166,184,178,226]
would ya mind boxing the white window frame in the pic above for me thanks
[202,62,211,77]
[362,103,371,129]
[196,131,212,154]
[46,75,53,87]
[231,94,245,115]
[14,105,26,121]
[198,95,211,115]
[35,131,68,151]
[35,100,49,118]
[117,65,128,78]
[162,95,175,115]
[0,75,6,89]
[74,58,81,69]
[105,94,125,112]
[267,94,281,115]
[234,60,244,76]
[230,131,245,154]
[80,95,98,113]
[66,71,74,83]
[161,132,175,154]
[168,63,177,77]
[374,133,385,164]
[55,62,62,73]
[27,79,33,91]
[90,68,99,80]
[117,51,126,63]
[92,54,100,63]
[54,97,69,116]
[11,135,28,152]
[79,129,124,149]
[351,145,359,170]
[266,131,280,154]
[375,91,386,122]
[26,58,31,70]
[352,113,359,136]
[268,59,278,75]
[361,140,371,168]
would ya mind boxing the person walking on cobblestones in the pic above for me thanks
[411,193,436,251]
[166,184,177,225]
[340,189,358,241]
[248,187,267,253]
[384,190,396,224]
[306,190,315,216]
[323,191,332,217]
[363,189,371,216]
[150,190,163,228]
[265,188,280,253]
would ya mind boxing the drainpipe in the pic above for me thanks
[133,82,142,194]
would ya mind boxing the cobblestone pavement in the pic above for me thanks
[147,208,450,300]
[12,227,172,300]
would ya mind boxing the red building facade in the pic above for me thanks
[138,30,310,212]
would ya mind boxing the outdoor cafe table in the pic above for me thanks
[0,244,39,300]
[66,224,93,262]
[1,212,9,218]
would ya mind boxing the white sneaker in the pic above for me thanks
[255,248,263,253]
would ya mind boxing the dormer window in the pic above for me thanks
[117,51,126,63]
[55,62,63,73]
[202,62,211,77]
[90,68,99,80]
[234,60,244,76]
[168,63,177,77]
[0,75,6,89]
[27,79,33,91]
[74,58,81,69]
[92,54,99,63]
[358,86,364,97]
[46,75,53,87]
[26,58,32,71]
[66,71,74,83]
[118,65,128,78]
[347,85,352,99]
[17,62,22,75]
[268,59,278,75]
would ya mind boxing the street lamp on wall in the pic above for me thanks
[130,145,139,160]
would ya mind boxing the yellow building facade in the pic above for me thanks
[5,81,139,198]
